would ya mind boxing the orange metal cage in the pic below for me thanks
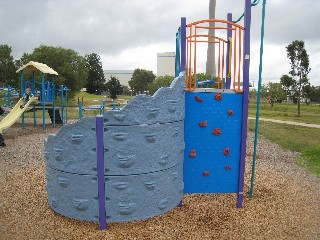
[185,19,245,92]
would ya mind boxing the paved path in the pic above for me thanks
[248,117,320,129]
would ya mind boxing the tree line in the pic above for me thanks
[0,44,175,100]
[255,40,320,116]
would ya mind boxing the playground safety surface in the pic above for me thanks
[0,121,319,239]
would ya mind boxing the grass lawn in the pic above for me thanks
[249,100,320,124]
[249,119,320,176]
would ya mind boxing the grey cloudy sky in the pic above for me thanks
[1,0,319,86]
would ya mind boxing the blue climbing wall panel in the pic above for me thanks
[184,90,243,193]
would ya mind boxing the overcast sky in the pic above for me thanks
[1,0,319,86]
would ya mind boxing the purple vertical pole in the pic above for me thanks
[180,17,186,72]
[96,115,107,230]
[225,13,232,89]
[178,17,186,207]
[237,0,251,208]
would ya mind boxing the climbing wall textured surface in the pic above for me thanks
[184,90,243,193]
[45,73,185,222]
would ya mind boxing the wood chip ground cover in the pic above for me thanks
[0,122,319,239]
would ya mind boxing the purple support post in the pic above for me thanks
[96,115,107,230]
[178,16,186,207]
[237,0,251,208]
[180,17,186,72]
[225,13,232,89]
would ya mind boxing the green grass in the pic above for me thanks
[249,119,320,176]
[249,101,320,124]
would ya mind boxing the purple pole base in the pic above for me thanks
[236,193,244,208]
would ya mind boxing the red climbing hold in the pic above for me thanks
[224,148,230,155]
[228,110,234,116]
[214,93,222,101]
[195,95,203,102]
[189,149,197,157]
[212,128,221,136]
[199,120,207,127]
[203,171,210,176]
[225,165,231,170]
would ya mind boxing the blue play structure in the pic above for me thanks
[44,0,268,230]
[17,62,70,129]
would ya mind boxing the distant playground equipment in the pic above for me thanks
[78,96,106,120]
[0,61,70,147]
[44,0,268,230]
[78,97,123,120]
[1,85,20,109]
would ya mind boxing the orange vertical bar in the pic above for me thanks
[187,26,192,90]
[217,41,221,88]
[222,41,225,89]
[193,25,197,90]
[233,28,237,90]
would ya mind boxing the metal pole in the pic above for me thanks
[225,13,232,89]
[96,115,107,230]
[52,77,56,128]
[7,85,11,107]
[237,0,251,208]
[65,87,68,124]
[60,85,64,125]
[32,72,36,127]
[20,71,25,129]
[41,73,46,130]
[79,102,83,120]
[250,0,267,199]
[175,28,181,77]
[180,17,186,72]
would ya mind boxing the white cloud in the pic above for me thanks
[0,0,319,86]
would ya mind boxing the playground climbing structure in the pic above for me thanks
[44,0,253,227]
[182,6,251,207]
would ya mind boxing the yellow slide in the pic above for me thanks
[0,97,38,133]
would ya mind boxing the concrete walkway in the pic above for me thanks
[248,117,320,129]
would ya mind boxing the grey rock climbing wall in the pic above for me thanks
[45,73,185,222]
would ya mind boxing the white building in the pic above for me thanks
[103,52,176,87]
[104,70,134,86]
[157,52,175,77]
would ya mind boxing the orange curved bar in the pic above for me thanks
[187,19,245,30]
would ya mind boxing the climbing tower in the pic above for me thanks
[182,0,251,208]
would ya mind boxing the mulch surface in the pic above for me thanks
[0,122,319,239]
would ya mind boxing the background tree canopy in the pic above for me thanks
[20,45,88,98]
[281,40,311,116]
[261,82,286,107]
[105,76,123,100]
[129,68,156,95]
[148,75,174,95]
[0,45,18,88]
[85,53,106,94]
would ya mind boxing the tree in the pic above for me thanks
[304,85,320,103]
[85,53,106,94]
[122,85,132,96]
[206,0,216,77]
[20,45,88,98]
[284,40,311,116]
[148,75,174,95]
[0,45,18,88]
[105,76,123,100]
[197,73,218,88]
[261,82,286,107]
[128,68,156,94]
